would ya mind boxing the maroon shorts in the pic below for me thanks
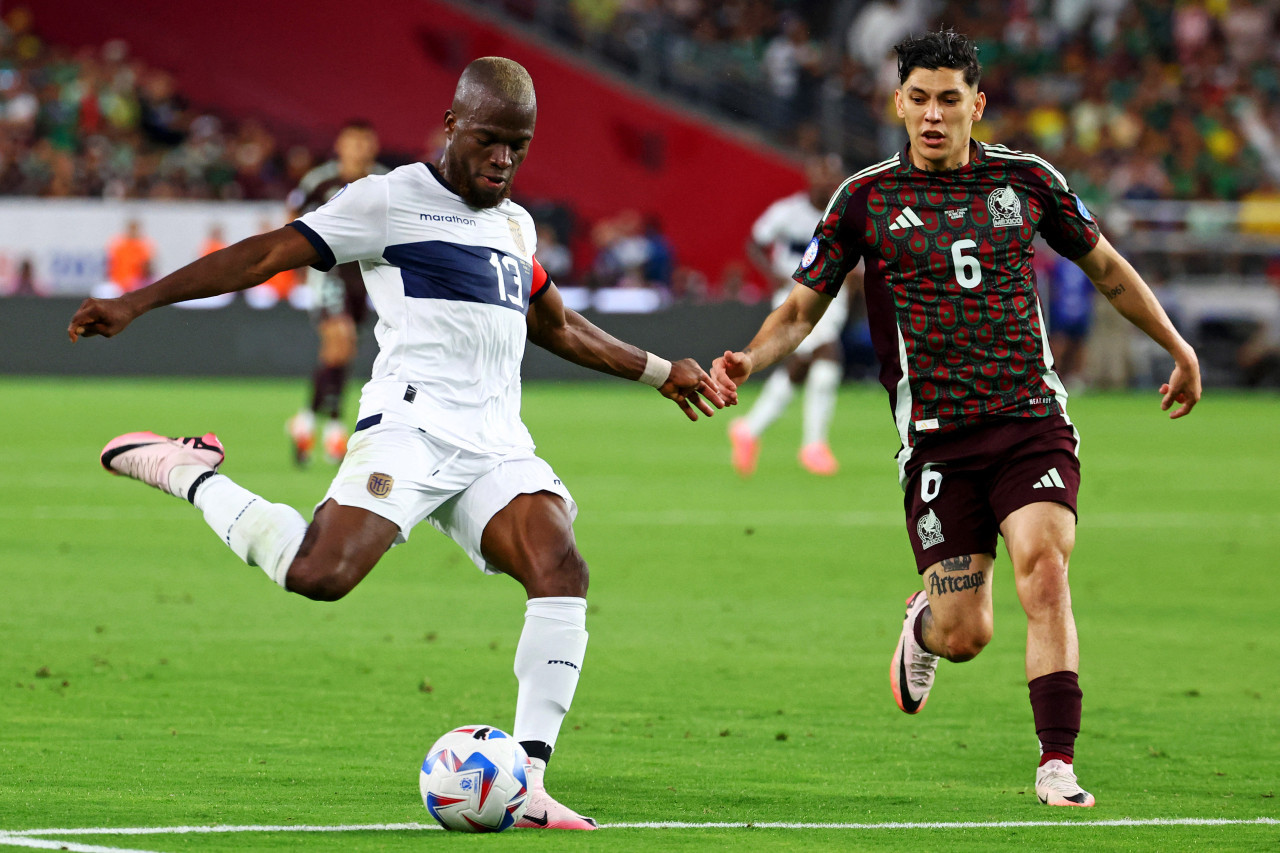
[902,416,1080,573]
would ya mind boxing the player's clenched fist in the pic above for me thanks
[67,296,138,342]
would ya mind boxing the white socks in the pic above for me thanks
[744,368,795,436]
[513,597,588,752]
[802,359,841,446]
[192,474,307,588]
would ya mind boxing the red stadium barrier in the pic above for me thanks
[26,0,804,288]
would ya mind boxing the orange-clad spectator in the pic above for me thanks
[107,220,154,292]
[256,219,296,299]
[200,224,226,257]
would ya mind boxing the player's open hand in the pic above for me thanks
[711,350,753,393]
[1159,353,1202,419]
[661,358,729,421]
[67,296,137,342]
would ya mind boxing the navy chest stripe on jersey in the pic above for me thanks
[383,240,533,312]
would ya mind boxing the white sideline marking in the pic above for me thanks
[4,817,1276,836]
[0,838,162,853]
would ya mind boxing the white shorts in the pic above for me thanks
[773,286,850,356]
[320,420,576,574]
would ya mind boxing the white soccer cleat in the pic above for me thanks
[322,419,349,464]
[890,590,939,714]
[286,410,315,466]
[100,431,224,503]
[1035,759,1096,807]
[513,761,597,830]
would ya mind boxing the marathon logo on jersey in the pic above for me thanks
[800,237,819,269]
[987,185,1023,228]
[507,217,527,256]
[419,212,478,227]
[917,508,945,549]
[367,472,394,498]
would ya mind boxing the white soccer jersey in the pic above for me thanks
[292,164,544,455]
[751,191,825,285]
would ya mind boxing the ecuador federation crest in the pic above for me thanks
[507,217,527,256]
[367,472,394,499]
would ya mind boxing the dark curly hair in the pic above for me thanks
[894,29,982,87]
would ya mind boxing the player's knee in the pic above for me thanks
[523,545,589,598]
[286,554,359,601]
[935,612,992,661]
[1016,552,1072,614]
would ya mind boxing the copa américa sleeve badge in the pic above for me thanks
[800,237,819,269]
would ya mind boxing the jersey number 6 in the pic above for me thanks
[951,239,982,289]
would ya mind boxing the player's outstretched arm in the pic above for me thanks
[1074,234,1201,418]
[526,282,730,421]
[68,226,319,342]
[711,284,831,391]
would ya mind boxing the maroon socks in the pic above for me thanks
[1029,670,1082,765]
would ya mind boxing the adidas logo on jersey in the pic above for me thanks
[1032,467,1067,489]
[888,206,925,234]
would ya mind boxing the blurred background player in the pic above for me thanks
[1046,255,1095,392]
[730,152,857,477]
[285,119,388,465]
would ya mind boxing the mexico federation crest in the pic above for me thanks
[367,472,394,499]
[917,508,945,549]
[800,237,819,269]
[987,184,1023,228]
[507,217,527,256]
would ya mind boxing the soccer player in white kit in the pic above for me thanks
[68,57,727,830]
[730,153,860,477]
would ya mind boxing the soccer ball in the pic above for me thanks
[419,725,531,832]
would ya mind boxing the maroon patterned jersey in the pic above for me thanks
[796,141,1100,455]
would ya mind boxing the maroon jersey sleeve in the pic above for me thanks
[793,182,865,297]
[1032,166,1101,261]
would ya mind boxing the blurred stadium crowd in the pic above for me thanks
[7,2,1280,208]
[0,7,317,200]
[491,0,1280,208]
[3,1,1279,387]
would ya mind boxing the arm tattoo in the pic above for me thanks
[1103,283,1126,301]
[940,555,971,573]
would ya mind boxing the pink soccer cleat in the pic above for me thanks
[891,590,939,714]
[1036,759,1096,807]
[729,418,760,478]
[100,431,224,503]
[798,441,839,476]
[514,761,597,830]
[515,787,599,830]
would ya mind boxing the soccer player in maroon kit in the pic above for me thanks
[713,29,1201,806]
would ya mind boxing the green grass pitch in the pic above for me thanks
[1,376,1277,851]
